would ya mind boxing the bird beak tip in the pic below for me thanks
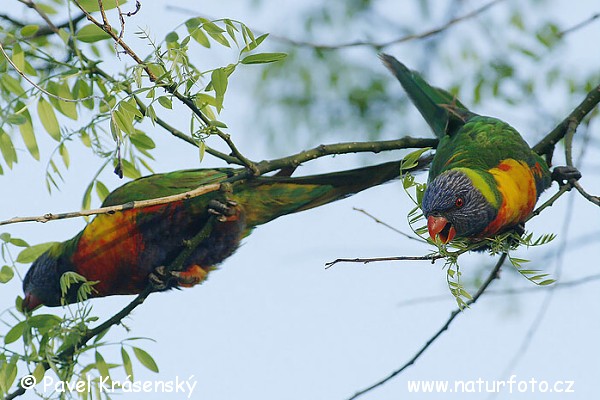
[22,293,43,312]
[427,215,455,244]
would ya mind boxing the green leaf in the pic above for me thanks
[121,159,141,179]
[73,78,94,109]
[121,347,134,380]
[202,21,225,34]
[120,99,143,119]
[20,24,40,37]
[4,321,25,344]
[205,30,230,47]
[47,81,78,120]
[16,106,39,160]
[37,98,61,141]
[188,27,210,48]
[114,105,135,135]
[132,347,159,373]
[241,52,287,65]
[129,133,155,150]
[95,351,110,380]
[211,68,228,111]
[32,363,45,384]
[82,181,93,211]
[242,33,268,52]
[157,96,172,110]
[1,74,25,97]
[165,31,179,43]
[0,129,18,168]
[9,238,28,247]
[16,242,58,264]
[400,147,432,172]
[27,314,62,333]
[198,140,205,163]
[76,24,112,43]
[95,181,110,202]
[77,0,126,12]
[0,265,14,283]
[59,143,70,168]
[11,43,25,71]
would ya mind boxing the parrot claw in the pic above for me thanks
[149,265,210,290]
[551,166,581,186]
[148,266,173,290]
[208,199,241,222]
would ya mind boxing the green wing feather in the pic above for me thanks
[101,160,408,232]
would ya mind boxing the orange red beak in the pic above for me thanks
[427,215,456,243]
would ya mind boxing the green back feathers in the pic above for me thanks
[429,116,545,178]
[97,160,407,235]
[101,168,238,206]
[380,53,472,139]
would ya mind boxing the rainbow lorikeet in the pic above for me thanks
[23,160,424,310]
[381,54,578,243]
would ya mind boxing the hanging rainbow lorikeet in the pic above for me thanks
[23,160,427,310]
[380,54,579,244]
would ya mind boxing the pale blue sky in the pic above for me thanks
[1,1,599,399]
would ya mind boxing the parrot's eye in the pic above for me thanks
[455,197,464,208]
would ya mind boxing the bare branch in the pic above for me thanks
[254,138,437,175]
[0,183,221,227]
[558,12,600,38]
[325,254,442,269]
[573,181,600,206]
[533,83,600,157]
[169,0,504,51]
[396,272,600,308]
[353,207,424,242]
[346,253,507,400]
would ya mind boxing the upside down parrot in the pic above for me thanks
[380,54,579,244]
[23,160,427,310]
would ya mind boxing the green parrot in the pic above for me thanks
[380,54,578,243]
[23,159,426,309]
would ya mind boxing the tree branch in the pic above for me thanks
[396,272,600,308]
[169,0,504,51]
[353,207,424,242]
[253,137,437,175]
[533,83,600,157]
[0,183,221,227]
[346,252,507,400]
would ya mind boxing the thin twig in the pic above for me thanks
[573,181,600,206]
[0,183,221,227]
[533,83,600,157]
[325,254,442,269]
[396,272,600,308]
[558,12,600,37]
[526,183,573,221]
[353,207,424,242]
[167,0,504,50]
[346,253,507,400]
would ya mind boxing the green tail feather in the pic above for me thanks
[235,158,429,230]
[380,53,472,138]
